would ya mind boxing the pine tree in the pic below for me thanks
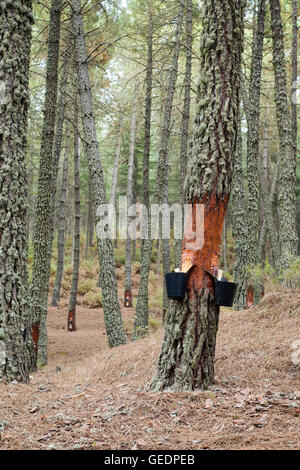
[30,0,62,366]
[0,0,34,382]
[72,0,126,347]
[151,0,244,391]
[269,0,298,268]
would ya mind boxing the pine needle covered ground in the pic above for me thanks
[0,286,299,450]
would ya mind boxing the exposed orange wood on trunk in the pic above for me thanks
[247,286,254,308]
[124,289,133,308]
[31,322,39,350]
[68,310,76,331]
[181,194,229,298]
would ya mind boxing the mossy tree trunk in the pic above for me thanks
[151,0,244,391]
[68,99,80,332]
[72,0,126,347]
[51,123,70,307]
[269,0,298,268]
[245,0,266,303]
[291,0,298,255]
[133,6,153,339]
[0,0,34,382]
[30,0,61,367]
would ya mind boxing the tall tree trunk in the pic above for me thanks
[246,0,266,302]
[0,0,34,382]
[68,100,80,332]
[132,152,138,263]
[124,96,138,308]
[291,0,298,255]
[269,0,298,268]
[257,164,278,262]
[51,125,70,306]
[151,0,244,391]
[72,0,126,347]
[258,125,279,269]
[155,0,184,317]
[30,0,61,367]
[174,0,193,268]
[110,117,123,207]
[86,184,94,248]
[232,123,249,310]
[49,55,70,254]
[133,6,153,338]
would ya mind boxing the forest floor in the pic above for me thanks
[0,287,299,450]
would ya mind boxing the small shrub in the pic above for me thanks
[114,247,125,267]
[149,316,161,330]
[83,291,102,308]
[78,278,96,295]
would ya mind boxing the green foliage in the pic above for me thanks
[279,256,300,290]
[83,291,103,308]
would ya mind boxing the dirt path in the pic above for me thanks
[0,291,299,450]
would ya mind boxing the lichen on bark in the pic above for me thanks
[0,0,34,382]
[151,0,245,391]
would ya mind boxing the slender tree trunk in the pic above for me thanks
[151,0,244,391]
[269,0,298,268]
[124,96,138,308]
[258,169,278,264]
[291,0,298,255]
[232,123,249,310]
[30,0,61,366]
[259,125,279,269]
[49,55,70,253]
[86,184,94,248]
[110,117,123,207]
[246,0,266,302]
[155,0,184,316]
[174,0,193,268]
[133,7,153,338]
[0,0,34,382]
[132,152,138,263]
[72,0,126,347]
[68,101,80,332]
[51,125,70,306]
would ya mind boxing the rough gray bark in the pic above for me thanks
[68,101,80,332]
[269,0,298,268]
[151,0,244,391]
[246,0,266,302]
[155,0,184,316]
[30,0,62,366]
[124,96,138,308]
[72,0,126,347]
[174,0,193,268]
[0,0,34,382]
[133,6,153,339]
[291,0,298,255]
[51,124,70,306]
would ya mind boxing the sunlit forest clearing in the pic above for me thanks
[0,0,299,452]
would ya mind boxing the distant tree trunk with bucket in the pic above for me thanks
[151,0,244,391]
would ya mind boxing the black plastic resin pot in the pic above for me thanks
[214,279,237,307]
[165,272,188,300]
